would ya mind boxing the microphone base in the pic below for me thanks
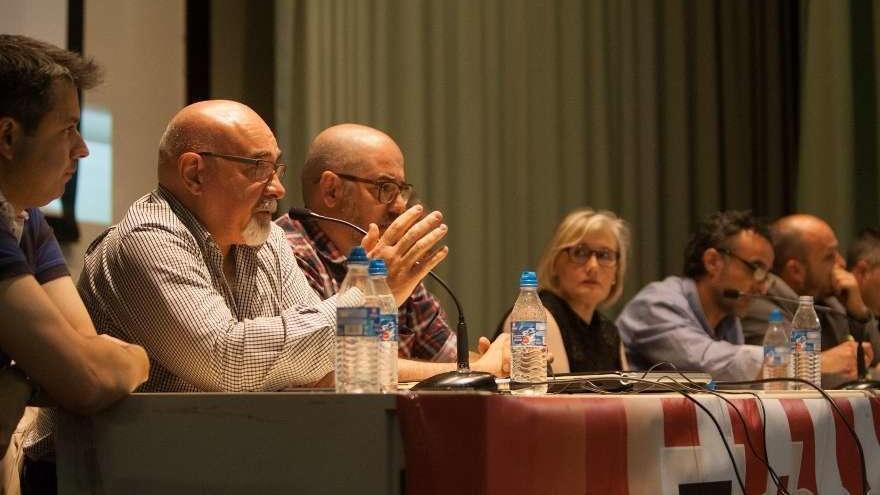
[837,379,880,391]
[410,370,498,392]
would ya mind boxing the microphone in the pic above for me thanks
[723,288,879,389]
[721,289,834,314]
[289,207,497,391]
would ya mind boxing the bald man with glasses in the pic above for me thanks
[275,124,510,381]
[741,214,877,387]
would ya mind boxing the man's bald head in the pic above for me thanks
[157,100,271,187]
[771,214,834,272]
[771,214,840,297]
[300,123,403,205]
[154,100,284,251]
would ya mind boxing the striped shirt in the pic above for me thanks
[25,187,361,461]
[78,186,359,392]
[276,214,456,362]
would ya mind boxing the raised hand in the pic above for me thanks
[361,205,449,306]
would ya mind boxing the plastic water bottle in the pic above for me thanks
[335,246,379,393]
[791,295,822,390]
[762,308,791,390]
[510,270,548,394]
[369,258,398,393]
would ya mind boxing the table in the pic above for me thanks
[56,390,879,494]
[398,391,880,495]
[56,393,404,494]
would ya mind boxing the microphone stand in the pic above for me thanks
[724,289,880,389]
[289,207,497,391]
[839,326,880,390]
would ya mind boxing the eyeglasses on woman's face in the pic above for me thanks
[565,244,619,268]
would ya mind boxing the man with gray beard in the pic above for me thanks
[75,100,451,392]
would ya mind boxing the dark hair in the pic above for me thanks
[0,34,102,134]
[683,210,771,279]
[847,227,880,268]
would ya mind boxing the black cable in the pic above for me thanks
[677,389,748,495]
[544,367,791,493]
[639,361,672,378]
[623,377,747,494]
[640,364,788,493]
[747,394,785,493]
[669,379,788,494]
[717,377,869,495]
[637,372,787,493]
[543,375,747,493]
[708,389,788,494]
[543,368,868,494]
[548,370,869,494]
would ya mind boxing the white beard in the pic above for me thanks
[241,214,272,246]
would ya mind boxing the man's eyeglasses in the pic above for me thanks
[335,173,414,204]
[196,151,286,182]
[716,248,769,282]
[564,244,619,268]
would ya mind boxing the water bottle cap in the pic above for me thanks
[768,308,783,323]
[798,295,813,304]
[347,246,369,264]
[519,270,538,287]
[368,258,388,275]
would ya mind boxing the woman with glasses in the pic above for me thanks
[497,208,631,373]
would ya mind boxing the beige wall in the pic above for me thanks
[85,0,187,224]
[46,0,187,279]
[1,0,186,278]
[1,0,187,227]
[0,0,67,46]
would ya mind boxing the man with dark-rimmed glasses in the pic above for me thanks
[616,210,773,381]
[275,123,510,381]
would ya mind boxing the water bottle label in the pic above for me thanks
[511,321,546,346]
[336,307,379,337]
[791,329,805,352]
[791,329,818,352]
[764,346,789,366]
[377,314,398,342]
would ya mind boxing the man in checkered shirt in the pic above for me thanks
[75,100,477,392]
[276,124,509,381]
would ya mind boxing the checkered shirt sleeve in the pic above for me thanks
[276,214,456,362]
[398,284,456,361]
[276,215,340,300]
[78,190,360,392]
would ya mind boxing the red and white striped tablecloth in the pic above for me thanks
[397,391,880,495]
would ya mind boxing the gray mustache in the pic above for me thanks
[254,199,277,214]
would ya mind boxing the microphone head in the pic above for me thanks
[289,207,314,220]
[722,288,743,300]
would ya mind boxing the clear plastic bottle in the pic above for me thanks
[368,258,398,393]
[335,246,379,393]
[510,270,548,395]
[762,308,791,390]
[791,295,822,390]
